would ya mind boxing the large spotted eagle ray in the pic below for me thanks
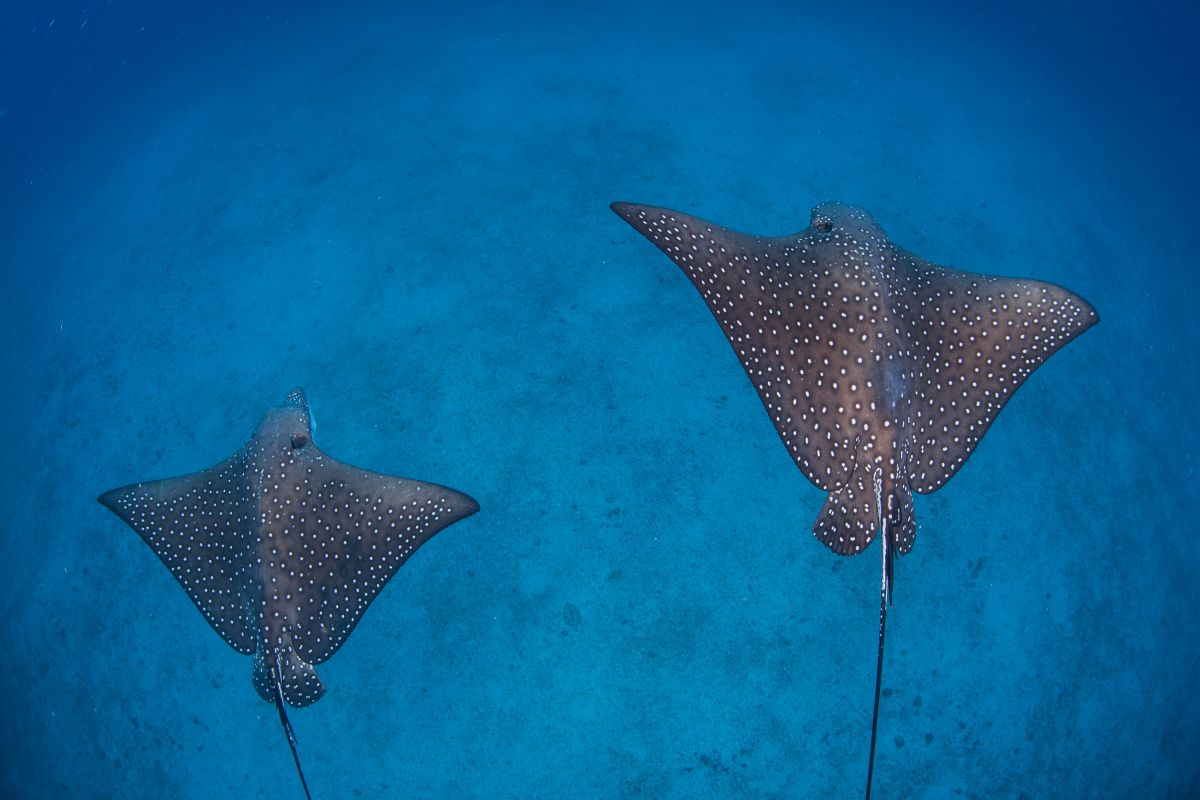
[99,388,479,799]
[611,200,1097,798]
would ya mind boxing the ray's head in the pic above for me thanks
[253,387,315,453]
[805,201,888,244]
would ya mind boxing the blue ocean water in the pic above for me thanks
[1,0,1197,797]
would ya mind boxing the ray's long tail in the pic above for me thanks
[271,666,314,800]
[865,471,894,800]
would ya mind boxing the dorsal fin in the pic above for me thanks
[254,640,325,707]
[813,466,916,555]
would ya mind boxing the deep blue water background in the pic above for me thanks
[1,1,1197,798]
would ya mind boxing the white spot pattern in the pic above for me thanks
[99,388,479,707]
[613,201,1097,556]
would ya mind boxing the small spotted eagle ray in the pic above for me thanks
[611,200,1097,799]
[98,388,479,799]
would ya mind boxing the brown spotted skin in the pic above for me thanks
[99,388,479,707]
[612,201,1097,556]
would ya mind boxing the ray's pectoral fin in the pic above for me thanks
[286,456,481,666]
[98,455,258,655]
[254,640,326,709]
[813,468,916,557]
[900,252,1100,494]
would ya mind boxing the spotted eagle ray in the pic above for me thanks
[611,200,1097,798]
[98,388,479,799]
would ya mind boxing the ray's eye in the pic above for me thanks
[813,215,833,233]
[291,434,308,450]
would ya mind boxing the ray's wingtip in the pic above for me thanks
[611,200,663,222]
[610,200,636,219]
[1074,292,1101,332]
[455,492,481,518]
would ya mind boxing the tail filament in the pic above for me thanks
[271,665,314,800]
[865,469,893,800]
